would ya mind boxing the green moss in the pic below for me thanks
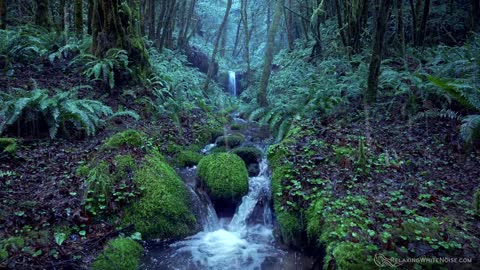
[328,242,375,270]
[0,138,17,155]
[102,130,144,150]
[232,147,262,165]
[92,237,143,270]
[165,143,183,155]
[210,129,225,142]
[113,155,137,180]
[0,249,7,262]
[122,152,196,239]
[211,146,227,153]
[174,150,203,167]
[197,153,248,202]
[215,135,245,148]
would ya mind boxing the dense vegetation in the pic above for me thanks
[0,0,479,269]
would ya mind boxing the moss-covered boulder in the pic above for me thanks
[215,134,244,148]
[327,242,375,270]
[102,130,144,150]
[122,152,196,239]
[197,153,248,202]
[92,237,143,270]
[232,147,262,165]
[267,143,305,247]
[174,150,203,167]
[0,138,17,156]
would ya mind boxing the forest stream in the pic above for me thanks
[141,116,313,270]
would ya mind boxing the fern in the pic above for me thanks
[0,86,139,139]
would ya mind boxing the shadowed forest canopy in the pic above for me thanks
[0,0,480,269]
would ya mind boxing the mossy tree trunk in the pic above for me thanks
[75,0,83,36]
[203,0,232,92]
[334,0,369,55]
[257,0,283,107]
[409,0,431,46]
[241,0,251,73]
[470,0,480,32]
[0,0,6,29]
[87,0,93,34]
[365,0,393,104]
[35,0,52,28]
[92,0,150,75]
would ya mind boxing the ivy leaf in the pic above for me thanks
[54,232,66,246]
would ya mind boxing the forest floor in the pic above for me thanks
[1,63,480,269]
[274,98,480,267]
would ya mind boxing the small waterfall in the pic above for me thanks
[228,71,237,96]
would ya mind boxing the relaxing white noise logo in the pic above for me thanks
[373,254,473,268]
[374,253,404,268]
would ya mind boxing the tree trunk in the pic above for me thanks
[241,0,251,73]
[0,0,6,29]
[148,0,155,40]
[75,0,83,36]
[365,0,393,104]
[397,0,405,56]
[284,0,294,51]
[203,0,233,91]
[470,0,480,32]
[257,0,283,107]
[87,0,93,34]
[35,0,52,28]
[92,0,150,75]
[417,0,430,46]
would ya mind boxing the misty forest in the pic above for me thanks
[0,0,480,269]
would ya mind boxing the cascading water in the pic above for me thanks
[228,71,237,96]
[141,122,313,269]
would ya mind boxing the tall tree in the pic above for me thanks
[409,0,431,46]
[92,0,150,75]
[335,0,369,55]
[35,0,52,28]
[365,0,393,104]
[203,0,233,91]
[257,0,284,107]
[241,0,251,73]
[75,0,83,36]
[0,0,6,29]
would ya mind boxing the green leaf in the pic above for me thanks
[54,232,66,246]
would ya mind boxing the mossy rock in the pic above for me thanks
[92,237,143,270]
[102,130,144,150]
[197,153,248,202]
[174,150,203,167]
[215,134,245,148]
[232,147,262,165]
[231,123,245,131]
[0,138,17,156]
[122,151,196,239]
[210,129,225,142]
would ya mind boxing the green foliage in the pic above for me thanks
[102,130,144,150]
[122,152,196,239]
[231,147,262,165]
[197,153,248,202]
[0,138,17,156]
[72,48,131,89]
[215,134,245,148]
[427,76,480,144]
[174,150,203,167]
[91,237,143,270]
[0,86,139,138]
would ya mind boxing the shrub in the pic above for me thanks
[197,153,248,202]
[91,237,143,270]
[122,152,196,239]
[0,87,139,138]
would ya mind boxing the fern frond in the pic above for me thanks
[460,115,480,144]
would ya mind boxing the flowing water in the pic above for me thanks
[228,71,237,96]
[141,125,313,269]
